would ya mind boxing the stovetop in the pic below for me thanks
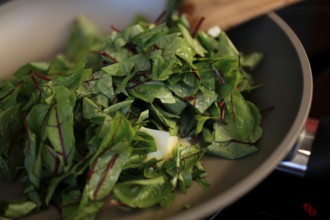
[213,171,330,219]
[211,1,330,219]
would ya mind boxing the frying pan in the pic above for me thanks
[0,0,312,219]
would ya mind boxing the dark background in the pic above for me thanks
[277,0,330,119]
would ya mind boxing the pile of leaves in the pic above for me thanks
[0,12,263,219]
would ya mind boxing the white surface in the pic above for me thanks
[0,0,166,79]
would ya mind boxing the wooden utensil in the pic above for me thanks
[180,0,302,31]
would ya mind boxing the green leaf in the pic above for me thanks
[65,15,104,61]
[129,81,176,104]
[76,70,114,99]
[48,54,73,73]
[133,109,149,127]
[113,176,166,208]
[150,104,178,135]
[168,81,197,98]
[66,201,104,220]
[246,101,263,142]
[26,104,51,135]
[177,145,205,192]
[213,56,241,100]
[2,199,37,218]
[216,32,239,56]
[87,146,132,201]
[195,61,216,92]
[54,68,92,91]
[133,130,157,153]
[103,99,134,117]
[213,120,235,142]
[24,131,42,188]
[195,115,211,135]
[177,23,206,57]
[162,95,188,115]
[44,176,66,206]
[60,190,81,219]
[206,141,258,159]
[176,40,196,66]
[0,105,23,152]
[82,97,109,125]
[93,112,135,159]
[182,72,200,89]
[150,50,178,81]
[41,143,61,175]
[202,127,213,143]
[46,86,77,166]
[132,22,169,49]
[224,90,255,141]
[197,31,219,53]
[240,52,264,70]
[0,83,19,109]
[192,87,218,113]
[102,54,150,76]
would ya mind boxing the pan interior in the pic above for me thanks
[99,13,312,220]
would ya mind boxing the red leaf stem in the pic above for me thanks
[218,100,226,122]
[34,72,52,81]
[4,82,22,99]
[84,77,102,86]
[88,157,99,180]
[212,66,225,84]
[153,11,167,25]
[91,50,117,63]
[184,95,197,106]
[54,104,68,165]
[46,146,61,176]
[230,93,235,122]
[180,150,203,168]
[111,24,121,32]
[192,16,205,37]
[93,154,119,200]
[30,75,41,92]
[126,78,152,90]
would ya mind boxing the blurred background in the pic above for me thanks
[276,0,330,119]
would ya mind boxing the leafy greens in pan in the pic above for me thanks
[0,12,263,219]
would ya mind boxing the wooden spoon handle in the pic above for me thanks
[180,0,301,31]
